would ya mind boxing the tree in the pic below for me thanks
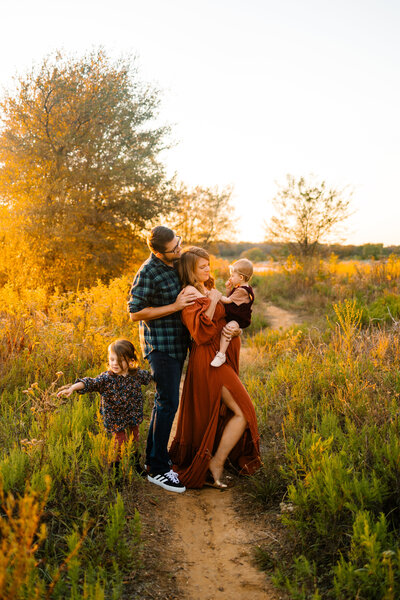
[360,244,384,260]
[240,247,269,262]
[165,184,237,246]
[0,49,174,289]
[265,175,352,259]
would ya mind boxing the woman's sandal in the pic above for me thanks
[204,479,227,489]
[204,470,228,489]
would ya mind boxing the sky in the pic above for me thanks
[1,0,399,244]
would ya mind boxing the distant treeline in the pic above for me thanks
[209,241,400,261]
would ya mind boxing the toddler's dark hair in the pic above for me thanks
[108,339,138,373]
[147,225,175,253]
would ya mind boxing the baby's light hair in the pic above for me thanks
[229,258,253,282]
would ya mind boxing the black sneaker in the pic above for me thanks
[147,469,186,493]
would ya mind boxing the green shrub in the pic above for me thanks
[334,511,399,600]
[368,293,400,324]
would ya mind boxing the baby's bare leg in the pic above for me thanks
[211,320,239,367]
[219,320,239,354]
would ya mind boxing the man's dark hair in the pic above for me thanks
[147,226,175,253]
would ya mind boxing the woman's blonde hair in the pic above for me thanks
[177,246,215,292]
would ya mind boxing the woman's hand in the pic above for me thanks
[204,288,222,320]
[207,288,222,303]
[221,322,242,341]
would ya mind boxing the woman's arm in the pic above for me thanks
[182,295,219,345]
[204,288,222,320]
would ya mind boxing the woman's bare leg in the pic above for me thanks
[209,386,247,484]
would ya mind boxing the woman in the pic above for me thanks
[169,246,261,488]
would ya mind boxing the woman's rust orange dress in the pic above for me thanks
[169,297,261,488]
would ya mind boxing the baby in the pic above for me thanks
[211,258,254,367]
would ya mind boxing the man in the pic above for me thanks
[128,226,196,493]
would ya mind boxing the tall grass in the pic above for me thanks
[254,254,400,322]
[0,276,146,598]
[2,257,400,598]
[241,257,400,598]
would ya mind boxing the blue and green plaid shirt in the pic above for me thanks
[128,254,190,362]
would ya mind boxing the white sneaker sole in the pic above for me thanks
[147,474,186,493]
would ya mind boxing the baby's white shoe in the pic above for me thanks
[211,352,226,367]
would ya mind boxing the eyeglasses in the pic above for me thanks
[163,236,181,255]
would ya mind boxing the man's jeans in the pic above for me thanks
[146,350,184,475]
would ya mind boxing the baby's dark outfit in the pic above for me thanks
[224,285,255,329]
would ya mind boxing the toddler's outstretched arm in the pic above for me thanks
[220,295,233,304]
[57,381,85,398]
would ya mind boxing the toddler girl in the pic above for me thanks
[211,258,255,367]
[57,338,152,474]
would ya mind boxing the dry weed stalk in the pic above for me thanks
[22,372,69,415]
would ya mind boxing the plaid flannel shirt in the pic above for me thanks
[128,253,190,362]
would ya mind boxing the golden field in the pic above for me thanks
[1,257,400,598]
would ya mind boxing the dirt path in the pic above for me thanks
[157,487,283,600]
[156,393,278,599]
[264,304,301,329]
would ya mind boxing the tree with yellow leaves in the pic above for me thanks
[0,49,173,289]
